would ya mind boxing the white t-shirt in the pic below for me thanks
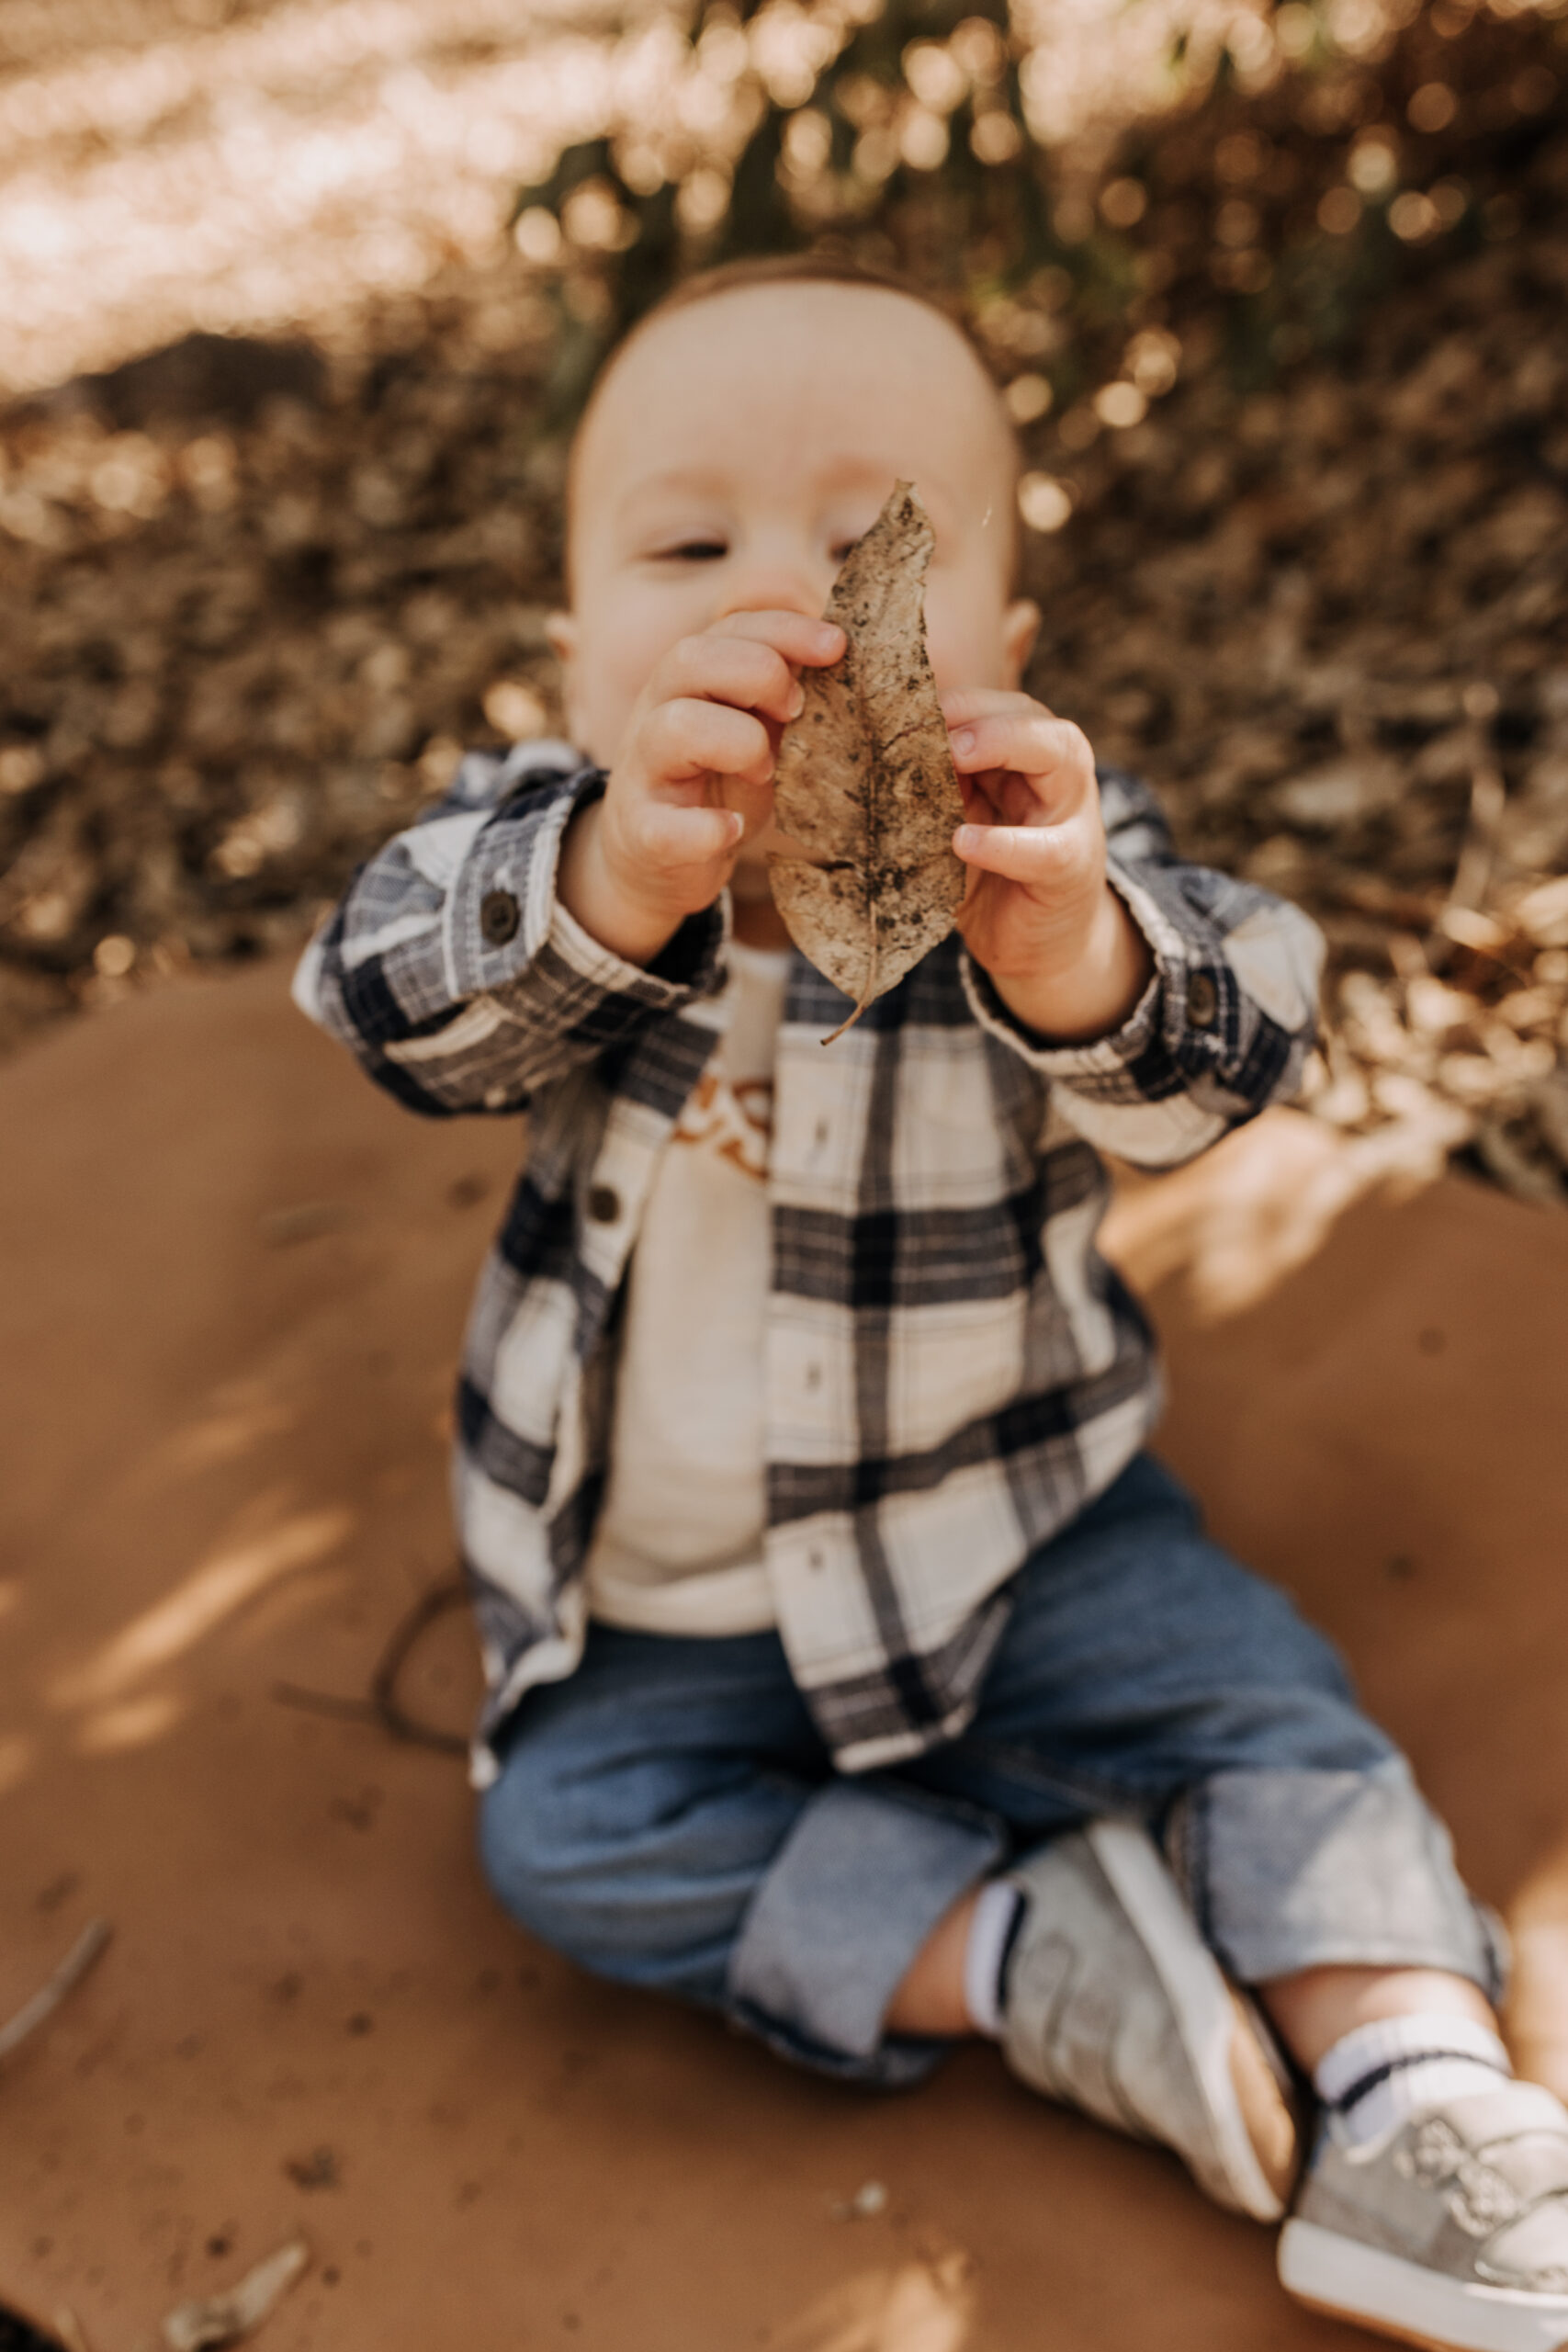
[582,943,788,1636]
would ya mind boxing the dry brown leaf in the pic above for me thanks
[769,481,965,1040]
[162,2241,310,2352]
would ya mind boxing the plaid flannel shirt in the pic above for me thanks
[295,740,1323,1784]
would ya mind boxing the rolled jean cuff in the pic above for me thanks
[727,1777,1004,2086]
[1173,1755,1508,2005]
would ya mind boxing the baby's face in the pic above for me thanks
[550,283,1037,861]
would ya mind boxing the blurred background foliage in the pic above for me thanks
[513,0,1566,428]
[1,0,1566,1196]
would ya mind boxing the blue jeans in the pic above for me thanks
[479,1454,1502,2086]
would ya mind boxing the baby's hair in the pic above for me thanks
[644,249,987,350]
[564,251,1023,593]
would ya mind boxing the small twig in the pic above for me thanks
[0,1918,112,2068]
[270,1576,470,1757]
[1428,763,1506,975]
[269,1684,380,1727]
[1449,763,1506,915]
[367,1577,470,1751]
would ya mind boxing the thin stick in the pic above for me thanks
[1447,763,1506,918]
[0,1918,112,2067]
[269,1683,381,1726]
[367,1577,469,1753]
[269,1575,470,1756]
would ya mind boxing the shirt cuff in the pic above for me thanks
[959,860,1182,1077]
[547,888,728,1003]
[445,764,725,1007]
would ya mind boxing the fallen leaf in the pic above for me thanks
[162,2241,310,2352]
[769,481,965,1039]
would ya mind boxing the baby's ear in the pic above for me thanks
[546,611,582,740]
[1002,598,1041,687]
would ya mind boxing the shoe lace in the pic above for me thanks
[1396,2116,1526,2237]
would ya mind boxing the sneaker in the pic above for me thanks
[1280,2081,1568,2350]
[998,1816,1300,2221]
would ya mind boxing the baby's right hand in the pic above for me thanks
[559,612,844,967]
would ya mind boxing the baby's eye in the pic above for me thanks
[656,537,728,563]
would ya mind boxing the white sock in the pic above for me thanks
[964,1880,1023,2038]
[1314,2012,1513,2145]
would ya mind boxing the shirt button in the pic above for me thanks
[586,1183,621,1224]
[1187,971,1219,1029]
[479,888,521,946]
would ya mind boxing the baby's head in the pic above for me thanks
[547,256,1040,796]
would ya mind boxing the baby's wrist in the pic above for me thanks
[985,887,1153,1046]
[557,801,687,968]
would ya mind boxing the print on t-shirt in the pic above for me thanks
[670,1068,773,1184]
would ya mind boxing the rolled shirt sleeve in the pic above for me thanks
[293,742,727,1117]
[960,764,1325,1170]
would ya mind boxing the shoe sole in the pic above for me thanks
[1086,1818,1288,2222]
[1280,2218,1568,2351]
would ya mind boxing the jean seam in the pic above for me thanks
[950,1735,1156,1817]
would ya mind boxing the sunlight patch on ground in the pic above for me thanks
[76,1690,184,1754]
[0,0,646,393]
[1,0,1506,398]
[1501,1858,1568,2101]
[140,1386,299,1483]
[1102,1106,1460,1322]
[0,1732,34,1799]
[47,1500,355,1710]
[773,2254,976,2352]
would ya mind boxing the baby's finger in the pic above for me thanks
[953,820,1086,892]
[949,711,1093,805]
[708,610,846,671]
[632,797,745,870]
[658,632,808,727]
[641,697,775,788]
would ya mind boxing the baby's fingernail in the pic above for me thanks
[953,728,976,756]
[786,683,805,718]
[954,825,978,854]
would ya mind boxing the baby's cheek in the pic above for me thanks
[923,571,1016,697]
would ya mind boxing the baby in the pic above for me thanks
[298,256,1568,2349]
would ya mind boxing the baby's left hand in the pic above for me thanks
[945,689,1152,1044]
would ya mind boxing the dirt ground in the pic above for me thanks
[2,961,1566,2351]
